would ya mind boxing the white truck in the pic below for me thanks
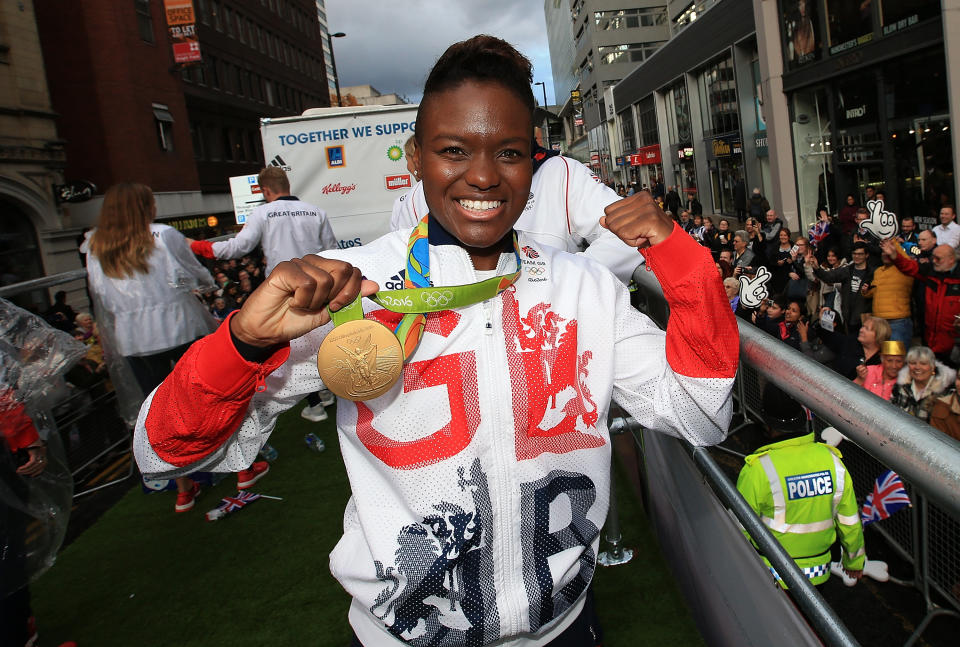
[259,103,418,249]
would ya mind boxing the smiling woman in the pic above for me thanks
[412,36,535,269]
[133,34,740,647]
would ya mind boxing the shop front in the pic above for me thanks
[705,134,744,216]
[671,144,698,207]
[780,0,952,228]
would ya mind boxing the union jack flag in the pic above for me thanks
[860,470,911,525]
[221,491,261,513]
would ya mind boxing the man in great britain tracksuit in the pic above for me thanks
[190,165,340,421]
[189,165,338,276]
[134,35,739,646]
[737,388,865,587]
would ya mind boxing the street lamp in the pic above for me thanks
[329,31,346,106]
[534,81,550,149]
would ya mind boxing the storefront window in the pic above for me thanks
[792,87,835,225]
[884,48,952,227]
[698,53,739,136]
[637,95,658,147]
[880,0,940,36]
[670,80,692,144]
[620,107,636,152]
[780,0,821,68]
[825,0,874,54]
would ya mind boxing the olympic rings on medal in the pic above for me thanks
[421,290,454,308]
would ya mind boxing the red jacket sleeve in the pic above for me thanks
[891,249,922,279]
[143,314,290,467]
[190,239,215,259]
[640,222,740,379]
[1,389,39,452]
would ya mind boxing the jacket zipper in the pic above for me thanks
[467,250,523,637]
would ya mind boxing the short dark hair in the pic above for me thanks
[943,204,956,214]
[416,35,536,142]
[852,242,869,253]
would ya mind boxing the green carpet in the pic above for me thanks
[32,405,702,646]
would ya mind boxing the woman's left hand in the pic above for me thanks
[600,191,674,248]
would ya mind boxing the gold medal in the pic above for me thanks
[316,319,403,401]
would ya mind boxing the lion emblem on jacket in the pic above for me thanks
[371,460,496,646]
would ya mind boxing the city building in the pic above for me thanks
[27,0,329,288]
[607,0,956,230]
[316,0,338,104]
[614,0,764,217]
[544,0,671,182]
[0,0,68,310]
[340,84,409,106]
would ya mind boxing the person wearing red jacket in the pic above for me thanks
[2,393,52,647]
[882,238,960,360]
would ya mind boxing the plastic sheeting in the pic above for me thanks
[0,298,84,598]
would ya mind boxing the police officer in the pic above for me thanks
[736,386,865,586]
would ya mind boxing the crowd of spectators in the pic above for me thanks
[681,186,960,442]
[197,253,266,322]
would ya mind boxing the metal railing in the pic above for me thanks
[630,264,960,646]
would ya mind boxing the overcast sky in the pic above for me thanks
[325,0,556,106]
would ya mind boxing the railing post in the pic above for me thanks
[599,417,634,566]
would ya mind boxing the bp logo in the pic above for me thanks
[386,145,404,162]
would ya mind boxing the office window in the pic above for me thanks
[153,103,174,151]
[212,0,222,30]
[208,55,219,88]
[190,121,205,159]
[135,0,154,43]
[597,41,665,65]
[594,7,668,29]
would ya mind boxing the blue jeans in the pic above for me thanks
[887,317,913,344]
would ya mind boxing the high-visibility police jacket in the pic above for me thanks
[736,433,865,585]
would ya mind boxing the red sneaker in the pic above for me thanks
[237,461,269,490]
[175,482,200,513]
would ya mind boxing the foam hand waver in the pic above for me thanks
[861,199,899,241]
[738,266,771,309]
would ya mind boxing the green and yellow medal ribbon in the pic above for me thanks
[329,214,522,359]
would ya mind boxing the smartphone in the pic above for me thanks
[790,244,800,255]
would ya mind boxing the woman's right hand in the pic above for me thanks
[230,255,379,348]
[855,363,868,381]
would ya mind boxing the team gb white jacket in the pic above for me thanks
[84,223,216,357]
[391,155,641,283]
[192,195,338,275]
[134,222,739,646]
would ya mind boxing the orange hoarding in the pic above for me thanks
[164,0,201,65]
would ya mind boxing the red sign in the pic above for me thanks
[164,1,202,65]
[385,174,412,191]
[636,145,661,165]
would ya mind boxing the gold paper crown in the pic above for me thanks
[880,341,906,356]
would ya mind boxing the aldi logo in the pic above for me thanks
[326,145,345,168]
[385,174,412,191]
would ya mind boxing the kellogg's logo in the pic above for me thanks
[522,245,539,259]
[385,174,412,191]
[321,182,357,196]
